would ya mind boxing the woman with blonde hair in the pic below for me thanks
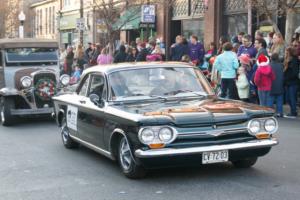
[74,44,85,70]
[270,32,285,62]
[97,47,113,65]
[283,47,299,118]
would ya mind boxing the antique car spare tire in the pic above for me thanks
[61,117,79,148]
[232,157,258,168]
[118,137,146,179]
[0,98,15,126]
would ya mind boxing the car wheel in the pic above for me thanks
[232,157,258,168]
[61,117,79,148]
[118,137,146,179]
[0,97,15,126]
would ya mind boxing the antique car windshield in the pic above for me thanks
[5,48,58,66]
[108,67,212,101]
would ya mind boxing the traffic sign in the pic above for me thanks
[76,18,85,31]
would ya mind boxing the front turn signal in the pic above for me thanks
[256,132,271,139]
[149,143,165,149]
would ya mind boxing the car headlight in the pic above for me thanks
[248,119,261,135]
[158,127,173,142]
[60,74,70,86]
[264,118,278,134]
[20,76,32,88]
[139,128,155,144]
[138,126,177,145]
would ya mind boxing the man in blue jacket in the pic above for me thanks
[213,42,239,99]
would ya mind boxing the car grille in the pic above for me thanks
[169,126,255,148]
[33,73,57,108]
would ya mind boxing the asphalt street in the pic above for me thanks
[0,118,299,200]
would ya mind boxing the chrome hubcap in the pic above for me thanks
[61,122,69,143]
[119,138,132,170]
[0,106,5,123]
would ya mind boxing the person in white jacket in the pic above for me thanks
[236,67,249,102]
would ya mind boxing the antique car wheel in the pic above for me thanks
[0,97,15,126]
[118,137,146,179]
[61,118,79,148]
[232,157,258,168]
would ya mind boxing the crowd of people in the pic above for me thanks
[59,30,300,118]
[210,30,300,118]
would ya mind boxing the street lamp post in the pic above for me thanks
[18,11,26,38]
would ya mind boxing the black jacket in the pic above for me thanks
[284,57,299,86]
[125,54,137,62]
[270,61,284,95]
[114,51,127,63]
[136,48,149,62]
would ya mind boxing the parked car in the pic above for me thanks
[52,62,279,178]
[0,38,70,126]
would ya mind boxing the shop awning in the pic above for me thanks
[113,7,141,30]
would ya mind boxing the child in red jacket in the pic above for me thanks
[254,54,275,106]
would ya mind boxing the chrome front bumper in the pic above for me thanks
[11,108,54,115]
[135,138,278,158]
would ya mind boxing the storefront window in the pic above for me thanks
[223,14,247,38]
[182,19,204,42]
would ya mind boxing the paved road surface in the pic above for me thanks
[0,118,299,200]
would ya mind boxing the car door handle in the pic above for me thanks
[79,100,86,104]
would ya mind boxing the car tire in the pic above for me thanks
[0,97,15,126]
[61,117,79,149]
[232,157,258,168]
[117,137,146,179]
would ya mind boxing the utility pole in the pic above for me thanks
[79,0,84,45]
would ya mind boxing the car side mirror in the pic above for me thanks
[89,94,105,108]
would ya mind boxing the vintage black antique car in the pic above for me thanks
[0,38,70,126]
[52,62,278,178]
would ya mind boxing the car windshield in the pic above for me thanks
[108,67,212,101]
[5,48,58,66]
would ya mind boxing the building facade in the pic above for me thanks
[30,0,59,39]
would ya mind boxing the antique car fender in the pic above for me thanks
[0,88,19,97]
[109,128,136,162]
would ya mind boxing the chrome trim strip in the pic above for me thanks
[177,128,248,138]
[134,138,278,158]
[69,135,113,160]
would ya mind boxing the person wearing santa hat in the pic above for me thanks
[254,54,276,106]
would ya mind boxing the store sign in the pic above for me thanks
[139,23,155,29]
[60,14,80,30]
[141,5,155,23]
[96,19,107,33]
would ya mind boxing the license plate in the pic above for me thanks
[202,150,229,164]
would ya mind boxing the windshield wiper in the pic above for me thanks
[164,90,207,97]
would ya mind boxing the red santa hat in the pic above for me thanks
[257,54,269,67]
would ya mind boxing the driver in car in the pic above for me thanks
[110,73,131,98]
[150,71,180,96]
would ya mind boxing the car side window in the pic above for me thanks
[87,74,105,98]
[78,75,90,96]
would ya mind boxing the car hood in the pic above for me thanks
[112,97,274,126]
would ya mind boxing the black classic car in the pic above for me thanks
[52,62,278,178]
[0,38,70,126]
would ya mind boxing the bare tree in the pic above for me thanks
[4,0,20,38]
[92,0,175,54]
[251,0,300,44]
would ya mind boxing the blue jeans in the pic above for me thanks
[285,84,298,115]
[258,90,270,106]
[268,94,283,115]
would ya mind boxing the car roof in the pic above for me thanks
[0,38,58,48]
[82,62,195,76]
